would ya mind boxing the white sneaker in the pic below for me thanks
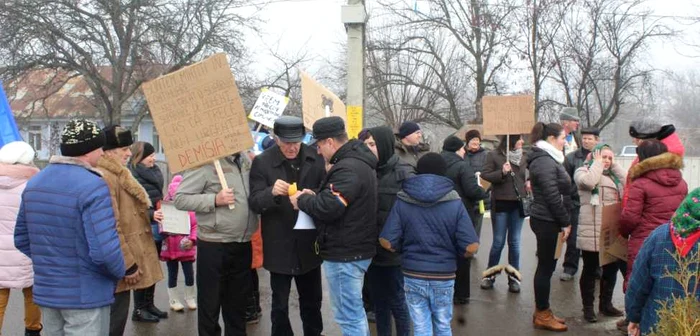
[168,288,185,312]
[184,285,198,310]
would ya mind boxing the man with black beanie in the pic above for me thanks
[395,121,431,167]
[441,135,489,304]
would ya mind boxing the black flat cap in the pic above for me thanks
[312,116,346,140]
[580,127,600,136]
[274,116,305,142]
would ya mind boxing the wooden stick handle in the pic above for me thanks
[214,159,235,209]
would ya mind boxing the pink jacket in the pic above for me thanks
[160,176,197,262]
[0,163,39,289]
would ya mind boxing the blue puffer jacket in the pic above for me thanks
[14,157,126,309]
[380,174,479,278]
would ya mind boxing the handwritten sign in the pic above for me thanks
[346,105,363,139]
[160,202,191,235]
[142,54,254,173]
[248,89,288,128]
[300,70,346,129]
[482,95,535,136]
[599,203,628,265]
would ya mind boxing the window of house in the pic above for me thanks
[28,126,42,151]
[152,126,162,153]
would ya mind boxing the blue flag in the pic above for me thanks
[0,81,22,147]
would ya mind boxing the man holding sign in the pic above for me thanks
[249,116,327,336]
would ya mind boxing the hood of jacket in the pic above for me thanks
[526,146,555,166]
[166,175,183,201]
[97,156,152,208]
[0,163,39,189]
[394,138,431,155]
[441,151,464,168]
[630,152,684,187]
[330,139,378,169]
[398,174,460,206]
[369,126,396,167]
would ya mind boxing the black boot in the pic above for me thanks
[599,278,624,317]
[246,291,261,324]
[254,290,262,314]
[25,326,42,336]
[132,308,160,323]
[580,274,597,323]
[144,285,168,319]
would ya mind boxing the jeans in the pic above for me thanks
[0,287,42,331]
[404,277,454,336]
[562,205,581,274]
[488,207,524,269]
[322,259,371,336]
[531,218,559,310]
[270,267,323,336]
[43,306,110,336]
[367,265,411,336]
[167,260,195,288]
[197,240,252,336]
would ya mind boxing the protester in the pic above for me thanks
[480,134,527,293]
[175,152,258,336]
[379,153,480,336]
[465,130,490,234]
[573,144,626,322]
[290,116,378,336]
[440,135,488,303]
[559,128,600,282]
[0,141,41,335]
[161,175,198,312]
[14,119,125,335]
[559,107,581,155]
[394,121,430,167]
[357,128,377,323]
[625,188,700,336]
[97,125,165,334]
[249,116,326,336]
[620,140,688,290]
[527,122,572,332]
[128,141,168,320]
[362,126,413,336]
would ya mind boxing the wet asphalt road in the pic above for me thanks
[2,217,626,335]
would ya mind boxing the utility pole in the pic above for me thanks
[341,0,367,138]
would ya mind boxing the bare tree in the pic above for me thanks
[0,0,260,129]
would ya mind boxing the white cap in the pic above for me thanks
[0,141,36,165]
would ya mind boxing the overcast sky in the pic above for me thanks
[245,0,699,75]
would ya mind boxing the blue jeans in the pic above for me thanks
[488,207,524,270]
[323,259,371,336]
[404,277,454,336]
[367,265,412,336]
[41,306,110,335]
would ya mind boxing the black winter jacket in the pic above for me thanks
[130,163,164,222]
[466,148,488,173]
[298,140,379,262]
[249,145,326,275]
[374,154,414,266]
[527,147,573,231]
[441,151,488,218]
[480,149,527,207]
[564,148,590,207]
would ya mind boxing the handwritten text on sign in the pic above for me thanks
[248,90,288,128]
[142,54,254,173]
[482,95,535,136]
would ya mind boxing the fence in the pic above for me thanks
[617,157,700,190]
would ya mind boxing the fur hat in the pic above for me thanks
[465,129,481,144]
[0,141,35,165]
[103,125,134,150]
[60,119,106,157]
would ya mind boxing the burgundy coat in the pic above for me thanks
[619,153,687,289]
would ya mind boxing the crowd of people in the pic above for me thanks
[0,108,697,336]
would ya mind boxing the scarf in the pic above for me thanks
[584,143,622,206]
[508,148,523,167]
[535,140,565,164]
[670,189,700,257]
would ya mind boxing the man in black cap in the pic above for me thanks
[441,135,489,302]
[559,127,600,281]
[248,116,326,336]
[559,107,581,155]
[289,116,378,336]
[395,121,431,167]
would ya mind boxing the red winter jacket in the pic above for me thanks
[619,153,687,289]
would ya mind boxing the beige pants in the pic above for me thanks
[0,287,42,332]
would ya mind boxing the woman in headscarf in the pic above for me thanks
[573,144,626,323]
[625,188,700,336]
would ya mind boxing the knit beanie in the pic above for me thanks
[0,141,35,165]
[465,129,481,144]
[60,119,106,157]
[442,135,465,152]
[416,153,447,176]
[397,121,421,139]
[142,142,156,159]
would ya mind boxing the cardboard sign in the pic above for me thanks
[555,232,565,260]
[142,53,254,173]
[300,71,346,129]
[599,203,628,265]
[248,89,288,128]
[346,105,363,139]
[160,202,191,235]
[482,95,535,136]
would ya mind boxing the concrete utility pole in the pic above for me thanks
[342,0,367,136]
